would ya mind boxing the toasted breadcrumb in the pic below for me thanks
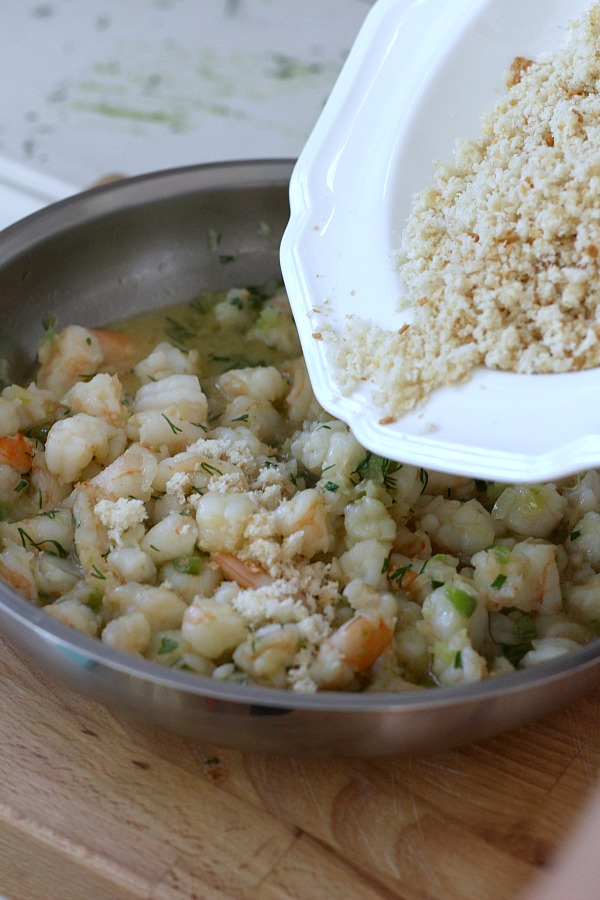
[336,4,600,415]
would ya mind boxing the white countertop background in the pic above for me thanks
[0,0,373,229]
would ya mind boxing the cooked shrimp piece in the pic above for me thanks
[62,373,128,427]
[274,488,332,557]
[90,328,140,370]
[212,552,272,589]
[281,357,320,426]
[290,419,364,481]
[472,539,561,614]
[2,383,62,432]
[195,493,254,554]
[28,448,73,511]
[45,413,126,484]
[416,496,497,561]
[182,596,247,659]
[0,398,20,438]
[216,365,286,403]
[0,508,74,557]
[220,395,283,446]
[43,598,99,636]
[70,483,110,579]
[339,539,392,589]
[90,442,159,502]
[344,497,396,547]
[492,484,566,538]
[392,525,432,559]
[37,325,104,397]
[326,614,393,672]
[101,611,151,655]
[233,623,301,687]
[127,374,208,452]
[134,342,199,384]
[0,542,37,600]
[0,434,35,473]
[311,612,393,688]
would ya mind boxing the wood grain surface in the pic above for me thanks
[1,633,599,900]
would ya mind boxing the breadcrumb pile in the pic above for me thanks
[336,4,600,415]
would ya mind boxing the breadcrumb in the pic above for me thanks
[337,4,600,415]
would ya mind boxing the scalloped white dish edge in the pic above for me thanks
[281,0,595,482]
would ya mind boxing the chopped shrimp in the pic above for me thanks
[274,488,332,557]
[216,365,286,403]
[492,484,567,539]
[392,525,432,559]
[70,482,110,579]
[0,543,37,600]
[233,623,302,687]
[91,442,159,502]
[134,342,199,384]
[0,398,20,438]
[37,325,104,397]
[62,373,128,427]
[472,539,561,614]
[2,383,62,433]
[182,596,247,659]
[281,357,320,426]
[311,613,393,688]
[90,328,140,370]
[0,434,35,473]
[327,615,393,671]
[45,413,126,485]
[213,552,272,589]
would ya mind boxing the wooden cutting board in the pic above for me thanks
[1,632,599,900]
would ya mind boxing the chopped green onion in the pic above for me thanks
[324,481,339,492]
[491,574,507,590]
[453,650,463,669]
[445,584,477,618]
[491,545,511,564]
[570,530,581,541]
[158,637,179,655]
[172,555,203,575]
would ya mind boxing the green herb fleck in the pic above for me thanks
[491,574,507,590]
[172,555,203,575]
[201,462,223,477]
[162,414,183,435]
[158,637,180,655]
[389,564,412,584]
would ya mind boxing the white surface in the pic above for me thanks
[0,0,371,193]
[281,0,595,483]
[0,157,76,230]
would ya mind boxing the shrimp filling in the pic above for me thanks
[1,285,599,692]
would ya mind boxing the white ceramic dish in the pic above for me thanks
[281,0,594,483]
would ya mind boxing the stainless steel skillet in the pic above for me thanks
[1,159,599,756]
